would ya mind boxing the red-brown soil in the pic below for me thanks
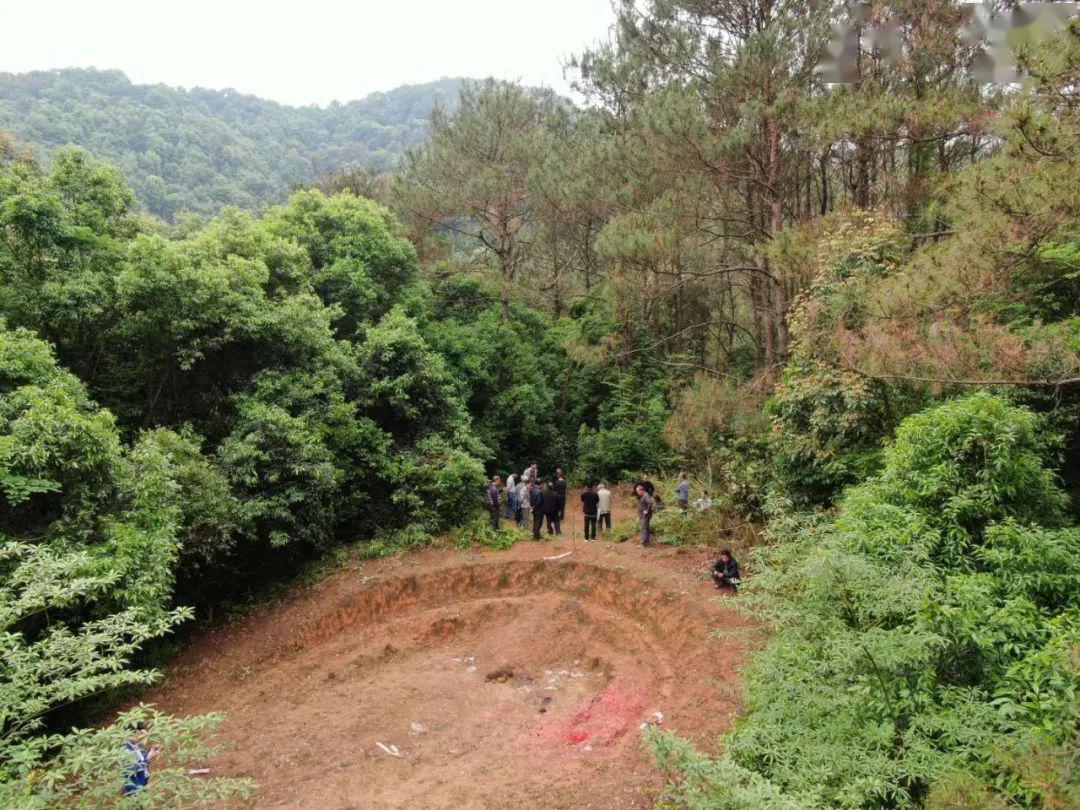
[147,492,751,808]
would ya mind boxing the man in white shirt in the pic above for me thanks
[597,483,613,534]
[515,476,530,527]
[522,461,539,485]
[505,473,518,519]
[695,490,713,512]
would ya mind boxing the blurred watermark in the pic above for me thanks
[820,2,1078,83]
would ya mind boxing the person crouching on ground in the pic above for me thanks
[712,548,740,590]
[636,484,654,547]
[487,475,501,530]
[122,721,160,797]
[581,482,599,541]
[597,482,612,534]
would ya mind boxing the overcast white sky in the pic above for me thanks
[0,0,616,106]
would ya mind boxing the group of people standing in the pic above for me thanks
[487,462,614,541]
[486,469,740,590]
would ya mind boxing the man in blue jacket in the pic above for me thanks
[675,473,691,511]
[122,722,159,796]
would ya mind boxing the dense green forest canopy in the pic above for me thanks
[2,1,1079,806]
[0,69,464,220]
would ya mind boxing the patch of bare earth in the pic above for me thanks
[147,497,750,809]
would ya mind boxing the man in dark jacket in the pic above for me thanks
[487,476,501,530]
[553,468,567,521]
[529,482,544,540]
[712,549,740,590]
[581,483,600,541]
[636,484,654,547]
[540,482,562,536]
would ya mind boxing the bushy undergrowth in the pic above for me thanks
[449,515,522,551]
[651,394,1080,808]
[0,707,254,809]
[648,506,760,559]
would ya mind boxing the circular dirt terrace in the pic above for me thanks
[148,537,750,809]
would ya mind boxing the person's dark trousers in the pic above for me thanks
[546,514,561,535]
[489,506,501,530]
[677,499,688,512]
[584,515,597,540]
[640,515,651,546]
[532,511,544,540]
[557,498,566,521]
[599,513,611,531]
[712,573,738,591]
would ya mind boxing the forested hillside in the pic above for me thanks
[0,69,463,219]
[2,2,1079,807]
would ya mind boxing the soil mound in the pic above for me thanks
[148,537,749,809]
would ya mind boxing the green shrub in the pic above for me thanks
[648,506,760,561]
[0,706,253,808]
[769,359,923,509]
[359,523,435,559]
[576,376,674,484]
[0,323,250,806]
[656,394,1080,807]
[449,515,521,551]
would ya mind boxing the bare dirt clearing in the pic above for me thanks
[148,501,750,809]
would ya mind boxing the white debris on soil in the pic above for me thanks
[409,722,427,734]
[639,710,665,730]
[376,742,404,757]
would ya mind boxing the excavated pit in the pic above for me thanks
[150,551,747,809]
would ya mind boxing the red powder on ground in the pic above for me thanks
[555,685,647,747]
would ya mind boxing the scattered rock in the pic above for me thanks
[409,722,427,734]
[639,710,665,730]
[539,695,553,714]
[485,665,515,683]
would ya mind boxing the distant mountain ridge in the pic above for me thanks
[0,68,465,219]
